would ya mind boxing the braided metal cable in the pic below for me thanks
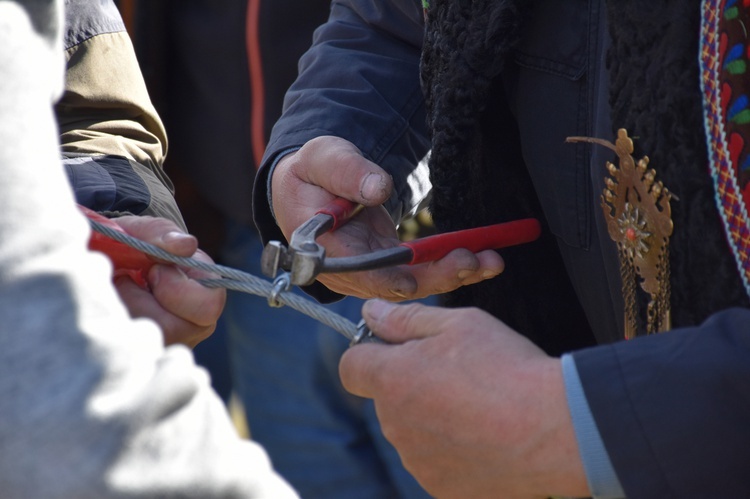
[88,220,359,341]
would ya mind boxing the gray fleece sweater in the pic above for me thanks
[0,2,297,497]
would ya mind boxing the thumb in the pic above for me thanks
[340,299,437,399]
[296,136,393,206]
[362,299,451,343]
[341,300,454,399]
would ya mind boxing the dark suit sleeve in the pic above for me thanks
[253,0,431,302]
[573,308,750,498]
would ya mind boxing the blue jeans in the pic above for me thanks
[221,220,433,499]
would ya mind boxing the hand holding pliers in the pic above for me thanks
[260,198,542,286]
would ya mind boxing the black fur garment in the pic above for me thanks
[421,0,528,230]
[420,0,597,355]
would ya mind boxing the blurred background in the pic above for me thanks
[112,2,436,497]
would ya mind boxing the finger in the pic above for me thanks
[362,299,466,343]
[318,267,419,300]
[339,341,393,399]
[148,264,226,327]
[407,248,505,295]
[296,136,393,205]
[340,303,439,400]
[114,216,198,257]
[114,275,215,348]
[318,249,504,301]
[277,136,393,207]
[179,248,223,280]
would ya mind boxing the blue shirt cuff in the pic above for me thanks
[561,353,625,499]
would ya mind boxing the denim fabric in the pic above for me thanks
[221,220,433,499]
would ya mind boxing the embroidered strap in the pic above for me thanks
[700,0,750,298]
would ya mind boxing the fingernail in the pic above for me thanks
[162,231,192,244]
[482,270,500,279]
[363,299,395,323]
[458,269,473,280]
[360,173,384,201]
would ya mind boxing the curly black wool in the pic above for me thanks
[421,0,526,229]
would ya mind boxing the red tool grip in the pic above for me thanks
[79,205,154,286]
[316,198,364,230]
[401,218,542,265]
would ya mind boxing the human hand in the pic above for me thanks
[339,300,589,499]
[109,215,226,348]
[271,136,504,300]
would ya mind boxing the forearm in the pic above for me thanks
[58,0,184,228]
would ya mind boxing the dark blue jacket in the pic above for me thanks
[255,0,623,340]
[254,1,750,496]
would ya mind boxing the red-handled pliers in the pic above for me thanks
[79,205,155,288]
[260,198,542,286]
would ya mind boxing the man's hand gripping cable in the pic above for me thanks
[81,205,364,344]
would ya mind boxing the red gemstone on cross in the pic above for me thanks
[626,227,637,241]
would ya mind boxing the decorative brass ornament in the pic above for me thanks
[567,129,674,339]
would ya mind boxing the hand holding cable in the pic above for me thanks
[81,206,225,347]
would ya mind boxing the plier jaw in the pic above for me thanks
[260,209,346,286]
[261,238,325,286]
[261,200,363,286]
[260,198,543,288]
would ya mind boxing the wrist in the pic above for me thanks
[528,357,590,498]
[266,148,299,222]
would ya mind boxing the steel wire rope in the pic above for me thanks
[88,220,359,342]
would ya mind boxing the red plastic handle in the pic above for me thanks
[316,198,364,230]
[401,218,542,265]
[79,205,154,287]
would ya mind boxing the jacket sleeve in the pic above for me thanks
[57,0,185,230]
[573,308,750,498]
[0,2,295,496]
[253,0,432,301]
